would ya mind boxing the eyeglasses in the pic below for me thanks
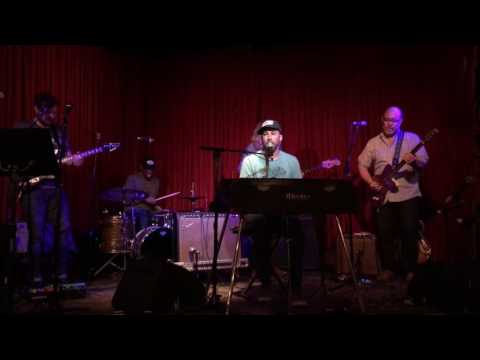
[382,117,401,123]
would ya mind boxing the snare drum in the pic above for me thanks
[100,214,126,253]
[151,211,175,229]
[131,226,175,259]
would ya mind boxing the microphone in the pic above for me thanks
[352,121,367,127]
[264,142,275,157]
[137,136,155,144]
[0,91,4,100]
[64,104,73,114]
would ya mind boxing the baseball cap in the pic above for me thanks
[257,119,282,134]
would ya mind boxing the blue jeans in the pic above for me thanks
[129,207,153,235]
[21,186,76,284]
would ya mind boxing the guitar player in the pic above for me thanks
[357,106,429,286]
[15,92,83,290]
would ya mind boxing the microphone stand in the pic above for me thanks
[338,123,361,286]
[263,145,273,179]
[88,132,101,276]
[199,146,257,309]
[50,108,71,311]
[344,124,361,178]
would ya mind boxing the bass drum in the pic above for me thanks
[131,226,175,260]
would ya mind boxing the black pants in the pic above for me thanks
[21,186,75,284]
[375,197,421,275]
[243,214,305,291]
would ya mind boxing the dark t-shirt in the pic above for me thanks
[14,120,71,184]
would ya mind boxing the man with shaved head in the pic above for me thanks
[358,106,429,287]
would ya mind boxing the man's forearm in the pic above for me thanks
[358,166,375,185]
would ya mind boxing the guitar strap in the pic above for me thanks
[392,130,404,168]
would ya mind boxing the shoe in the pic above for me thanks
[403,297,415,306]
[377,270,394,283]
[256,284,273,303]
[406,272,415,283]
[290,290,308,308]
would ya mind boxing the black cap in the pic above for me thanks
[257,120,282,134]
[142,159,155,169]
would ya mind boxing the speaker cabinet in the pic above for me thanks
[175,212,248,271]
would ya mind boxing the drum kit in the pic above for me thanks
[93,186,197,276]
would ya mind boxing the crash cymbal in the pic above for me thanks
[101,187,147,203]
[181,195,205,201]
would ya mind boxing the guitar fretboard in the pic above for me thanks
[393,129,438,172]
[61,146,105,163]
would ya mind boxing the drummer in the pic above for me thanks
[124,157,161,233]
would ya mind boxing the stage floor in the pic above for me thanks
[12,269,455,316]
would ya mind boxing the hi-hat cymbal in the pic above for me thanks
[181,195,205,201]
[101,187,147,203]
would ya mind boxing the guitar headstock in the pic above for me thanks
[423,128,439,143]
[321,158,341,169]
[103,143,121,152]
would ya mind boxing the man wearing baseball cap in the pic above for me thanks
[240,119,307,307]
[124,157,161,234]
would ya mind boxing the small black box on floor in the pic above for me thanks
[112,258,206,314]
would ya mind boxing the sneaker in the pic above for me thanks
[290,291,308,308]
[256,285,273,303]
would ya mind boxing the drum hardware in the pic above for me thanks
[94,188,180,277]
[93,187,147,277]
[181,195,205,211]
[151,211,175,228]
[100,187,148,204]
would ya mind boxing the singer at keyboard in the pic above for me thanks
[239,119,307,307]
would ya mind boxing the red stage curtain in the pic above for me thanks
[0,43,477,264]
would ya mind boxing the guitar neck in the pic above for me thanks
[393,141,425,172]
[61,146,104,163]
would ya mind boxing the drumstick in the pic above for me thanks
[153,191,181,202]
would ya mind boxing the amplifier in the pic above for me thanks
[175,212,248,271]
[336,232,380,276]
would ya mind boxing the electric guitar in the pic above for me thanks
[370,128,438,207]
[17,142,120,198]
[302,158,341,176]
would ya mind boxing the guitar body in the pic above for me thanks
[370,165,399,207]
[368,128,439,209]
[16,142,120,199]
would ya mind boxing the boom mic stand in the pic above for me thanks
[334,123,361,287]
[49,105,73,311]
[199,146,257,309]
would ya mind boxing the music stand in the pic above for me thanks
[217,178,366,314]
[0,128,59,313]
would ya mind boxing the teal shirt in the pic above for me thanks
[240,150,302,179]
